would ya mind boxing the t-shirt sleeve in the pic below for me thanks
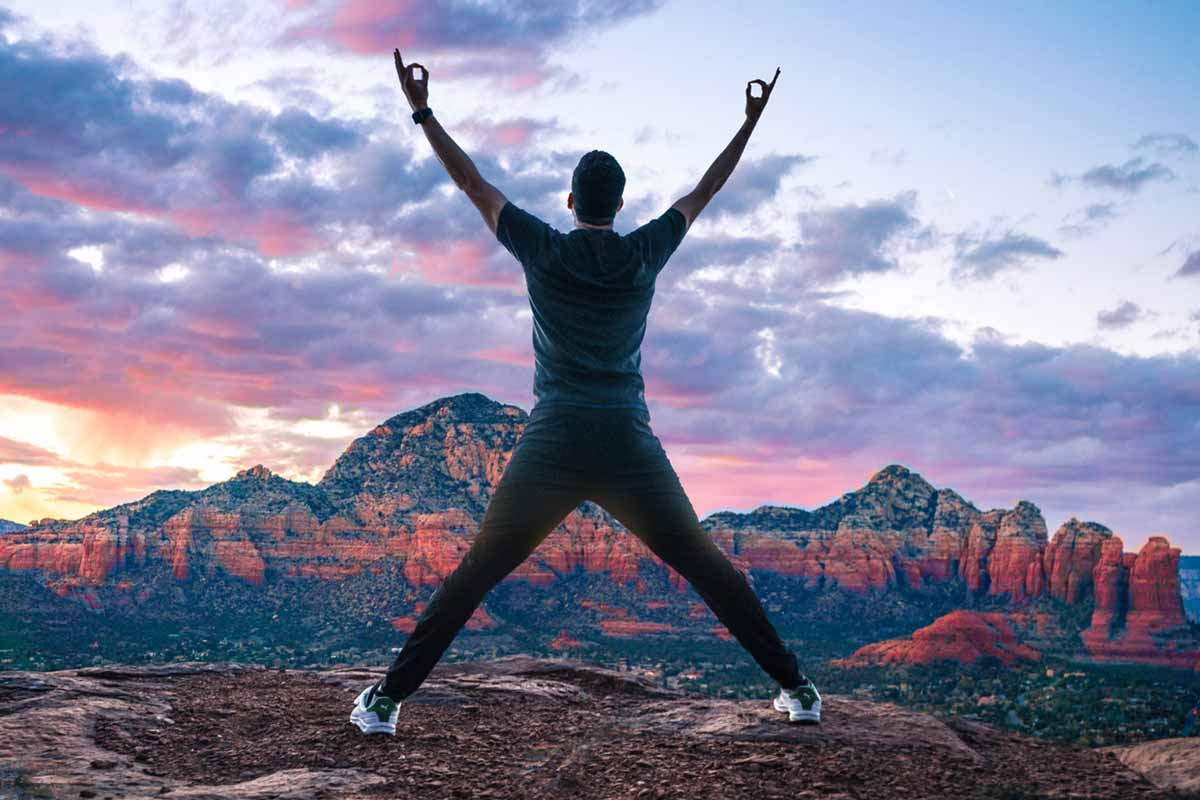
[632,207,688,274]
[496,200,556,268]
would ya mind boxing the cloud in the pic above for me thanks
[0,26,501,261]
[1096,300,1145,330]
[0,436,64,467]
[656,232,780,286]
[700,153,815,218]
[1133,132,1198,157]
[456,116,569,152]
[278,0,663,91]
[1073,158,1175,193]
[951,231,1064,282]
[784,191,935,286]
[3,473,31,494]
[43,463,209,508]
[1174,250,1200,279]
[634,298,1200,549]
[268,109,364,158]
[1059,203,1117,237]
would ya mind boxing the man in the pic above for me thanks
[351,50,820,736]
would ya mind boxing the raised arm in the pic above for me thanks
[671,67,781,231]
[394,49,507,235]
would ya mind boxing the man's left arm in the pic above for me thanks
[394,49,507,235]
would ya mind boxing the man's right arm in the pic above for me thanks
[671,68,780,231]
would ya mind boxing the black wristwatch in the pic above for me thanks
[411,107,433,125]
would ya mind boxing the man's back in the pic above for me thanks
[495,201,688,413]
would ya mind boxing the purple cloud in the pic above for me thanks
[700,154,816,219]
[1175,250,1200,279]
[278,0,663,91]
[1079,158,1175,193]
[952,231,1064,282]
[1133,132,1198,157]
[1096,300,1145,330]
[785,191,934,286]
[1059,202,1117,237]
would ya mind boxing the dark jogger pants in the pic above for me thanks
[381,403,803,700]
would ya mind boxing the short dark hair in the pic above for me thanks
[571,150,625,225]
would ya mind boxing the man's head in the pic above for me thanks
[569,150,625,227]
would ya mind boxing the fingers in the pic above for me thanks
[394,49,407,84]
[746,71,778,103]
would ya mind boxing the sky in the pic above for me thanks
[0,0,1197,553]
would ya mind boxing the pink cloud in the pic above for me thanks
[14,170,161,216]
[404,239,518,288]
[285,0,419,54]
[471,345,532,366]
[674,454,869,519]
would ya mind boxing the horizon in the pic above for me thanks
[0,1,1197,553]
[2,390,1192,557]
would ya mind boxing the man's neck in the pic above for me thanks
[574,218,614,231]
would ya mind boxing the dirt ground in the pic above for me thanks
[76,657,1184,799]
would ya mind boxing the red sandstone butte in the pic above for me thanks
[983,502,1048,602]
[1082,536,1198,669]
[836,610,1041,667]
[1042,518,1113,604]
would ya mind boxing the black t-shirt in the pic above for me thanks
[495,200,688,414]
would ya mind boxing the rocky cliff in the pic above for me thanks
[0,392,1195,670]
[0,657,1185,799]
[0,518,26,534]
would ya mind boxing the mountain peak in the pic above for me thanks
[234,464,274,481]
[407,392,512,420]
[317,392,529,520]
[867,463,925,486]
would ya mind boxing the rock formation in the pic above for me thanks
[1081,536,1197,668]
[1105,738,1200,795]
[0,518,27,534]
[0,657,1182,799]
[836,610,1041,667]
[0,392,1195,670]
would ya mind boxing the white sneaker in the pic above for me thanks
[772,678,821,724]
[350,682,401,735]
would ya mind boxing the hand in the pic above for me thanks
[394,48,429,112]
[745,67,780,122]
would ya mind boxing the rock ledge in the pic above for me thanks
[0,656,1187,799]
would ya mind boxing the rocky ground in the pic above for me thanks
[1,656,1196,799]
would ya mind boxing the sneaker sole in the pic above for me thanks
[349,711,396,735]
[774,697,821,724]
